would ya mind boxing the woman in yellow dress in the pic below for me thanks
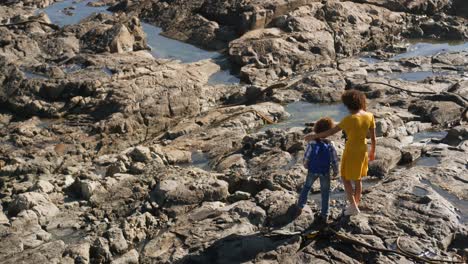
[304,90,376,216]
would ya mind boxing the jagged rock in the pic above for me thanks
[90,237,112,264]
[400,145,422,165]
[106,227,128,254]
[409,100,463,125]
[442,126,468,146]
[375,113,406,138]
[127,146,152,163]
[142,232,180,260]
[63,242,91,264]
[8,192,59,219]
[80,15,147,54]
[0,204,8,225]
[79,180,102,200]
[106,161,127,177]
[255,189,297,227]
[164,149,192,164]
[152,169,229,206]
[228,190,251,202]
[354,0,454,15]
[368,138,402,177]
[30,180,54,193]
[111,249,139,264]
[216,153,247,172]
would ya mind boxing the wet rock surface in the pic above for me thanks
[0,0,467,263]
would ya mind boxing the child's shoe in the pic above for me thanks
[317,214,328,227]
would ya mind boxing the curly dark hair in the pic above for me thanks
[342,90,367,111]
[314,117,334,134]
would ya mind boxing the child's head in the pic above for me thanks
[314,117,334,134]
[342,89,366,111]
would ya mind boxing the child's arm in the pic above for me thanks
[303,142,312,168]
[304,126,342,142]
[369,125,376,161]
[330,142,339,177]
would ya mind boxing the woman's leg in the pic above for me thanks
[354,180,362,206]
[342,178,357,208]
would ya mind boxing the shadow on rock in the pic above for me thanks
[175,232,300,264]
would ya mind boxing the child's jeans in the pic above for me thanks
[297,171,331,217]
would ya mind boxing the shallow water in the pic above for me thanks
[261,101,349,132]
[42,0,110,26]
[413,130,447,142]
[415,156,440,167]
[421,179,468,223]
[101,67,113,76]
[22,70,49,79]
[392,39,468,60]
[63,63,84,73]
[179,151,211,171]
[360,56,381,64]
[142,23,219,63]
[388,71,449,81]
[208,57,241,85]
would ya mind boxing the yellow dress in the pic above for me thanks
[338,112,375,181]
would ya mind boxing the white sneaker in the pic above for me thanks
[344,205,360,216]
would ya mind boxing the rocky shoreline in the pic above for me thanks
[0,0,467,263]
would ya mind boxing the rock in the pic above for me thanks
[225,200,267,226]
[409,100,463,125]
[80,180,101,200]
[90,237,112,264]
[355,0,454,15]
[128,146,152,163]
[216,154,247,172]
[255,189,297,227]
[128,162,145,174]
[63,242,91,264]
[400,146,422,165]
[106,227,128,254]
[152,169,230,206]
[164,149,192,164]
[111,249,139,264]
[441,126,468,146]
[0,209,8,225]
[375,113,406,138]
[228,190,251,202]
[106,161,127,176]
[30,180,54,193]
[64,175,75,188]
[80,15,147,54]
[142,232,178,259]
[8,192,59,219]
[368,138,402,177]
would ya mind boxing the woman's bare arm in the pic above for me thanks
[304,126,342,142]
[369,126,376,161]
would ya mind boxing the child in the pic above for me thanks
[304,90,376,216]
[297,117,339,221]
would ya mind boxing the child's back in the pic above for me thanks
[304,140,337,175]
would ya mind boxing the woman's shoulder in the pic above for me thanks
[365,111,374,119]
[359,111,374,119]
